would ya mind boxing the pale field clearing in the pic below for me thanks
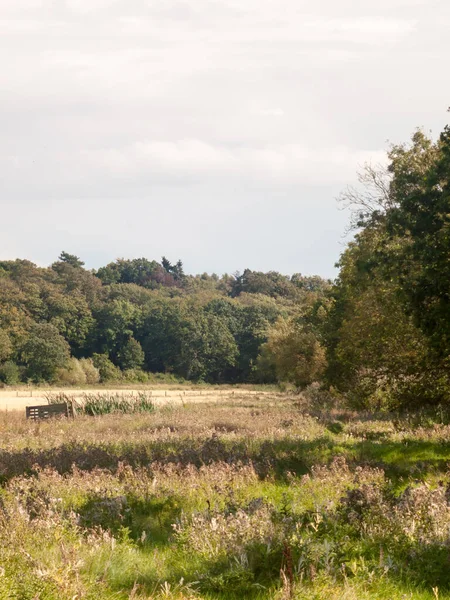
[0,387,272,411]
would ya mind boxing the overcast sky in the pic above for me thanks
[0,0,449,278]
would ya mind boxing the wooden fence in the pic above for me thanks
[26,403,74,420]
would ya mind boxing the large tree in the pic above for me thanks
[20,323,71,382]
[328,122,450,408]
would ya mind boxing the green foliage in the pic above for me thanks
[325,227,436,409]
[74,391,155,415]
[258,317,326,388]
[0,252,329,385]
[122,367,150,382]
[328,120,450,409]
[92,353,122,382]
[39,285,94,348]
[20,322,71,382]
[0,360,21,385]
[79,357,101,384]
[58,251,85,268]
[142,303,239,381]
[96,257,184,289]
[3,395,450,599]
[0,329,12,362]
[116,336,145,370]
[55,357,88,386]
[384,128,450,355]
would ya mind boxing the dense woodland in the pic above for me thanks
[0,253,330,388]
[1,121,450,411]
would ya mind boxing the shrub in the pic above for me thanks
[0,360,21,385]
[55,358,87,386]
[122,368,150,383]
[92,353,122,382]
[79,357,101,384]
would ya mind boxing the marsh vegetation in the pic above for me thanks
[1,390,450,599]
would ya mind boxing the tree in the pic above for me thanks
[337,162,394,231]
[230,269,300,299]
[175,312,237,381]
[58,252,85,268]
[162,256,186,283]
[327,124,450,408]
[51,260,102,304]
[79,358,100,384]
[325,230,434,408]
[382,127,450,357]
[96,258,182,289]
[0,251,331,386]
[37,284,95,350]
[56,357,87,385]
[258,317,326,388]
[0,361,20,385]
[0,330,12,362]
[142,302,238,381]
[92,299,143,358]
[116,337,145,370]
[20,323,71,382]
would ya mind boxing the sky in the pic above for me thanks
[0,0,449,279]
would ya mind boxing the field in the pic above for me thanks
[1,389,450,600]
[0,387,267,412]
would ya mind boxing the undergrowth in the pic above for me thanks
[0,391,449,599]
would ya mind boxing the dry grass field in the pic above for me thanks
[0,387,267,412]
[1,389,450,599]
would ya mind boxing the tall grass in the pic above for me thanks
[45,391,155,415]
[1,391,450,599]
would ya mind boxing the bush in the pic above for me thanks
[79,358,101,384]
[122,368,150,383]
[303,382,342,410]
[92,353,122,383]
[0,361,21,385]
[55,358,87,386]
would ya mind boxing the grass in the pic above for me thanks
[46,391,156,416]
[0,391,450,599]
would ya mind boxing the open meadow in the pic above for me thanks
[0,387,268,412]
[1,389,450,599]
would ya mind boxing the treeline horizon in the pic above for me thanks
[4,254,330,284]
[2,118,450,412]
[0,253,330,387]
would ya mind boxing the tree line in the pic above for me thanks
[0,253,329,387]
[1,119,449,411]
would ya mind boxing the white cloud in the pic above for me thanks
[85,139,386,186]
[0,0,448,275]
[259,109,284,117]
[65,0,121,14]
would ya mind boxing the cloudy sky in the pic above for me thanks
[0,0,449,278]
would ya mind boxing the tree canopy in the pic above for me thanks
[0,255,328,385]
